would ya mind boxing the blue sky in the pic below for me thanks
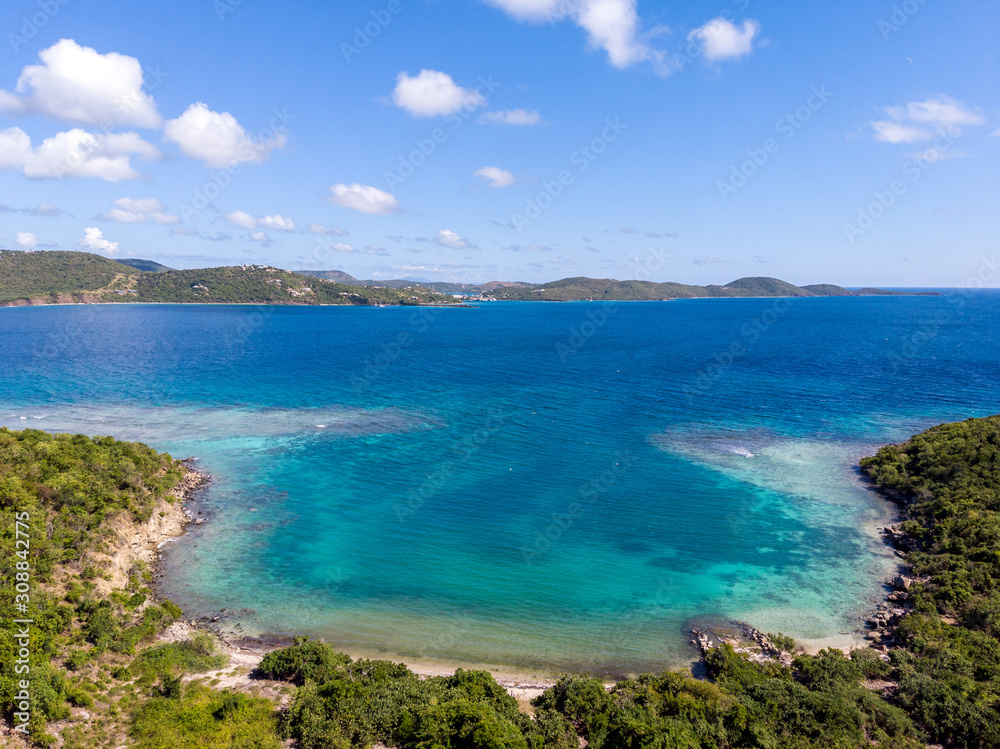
[0,0,997,286]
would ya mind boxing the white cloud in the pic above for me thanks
[484,0,651,69]
[434,229,470,248]
[364,244,389,256]
[482,0,563,21]
[871,96,986,143]
[250,231,271,244]
[16,232,38,249]
[0,126,159,181]
[892,97,985,132]
[32,203,60,216]
[392,70,486,118]
[0,39,161,128]
[164,103,285,168]
[474,166,516,188]
[79,226,119,255]
[480,109,541,126]
[224,211,260,229]
[98,197,178,224]
[331,242,356,253]
[576,0,649,68]
[308,224,349,236]
[688,18,760,61]
[871,121,932,144]
[258,215,296,232]
[328,183,401,215]
[223,211,296,233]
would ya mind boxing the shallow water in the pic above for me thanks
[1,293,997,675]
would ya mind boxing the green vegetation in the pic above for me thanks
[861,415,1000,748]
[128,684,281,749]
[0,251,455,306]
[0,250,132,303]
[116,259,174,273]
[0,429,238,746]
[484,275,936,301]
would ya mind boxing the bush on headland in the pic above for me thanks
[3,417,1000,748]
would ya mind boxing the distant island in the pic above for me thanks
[0,249,939,307]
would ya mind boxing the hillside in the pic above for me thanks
[0,251,453,307]
[485,276,934,301]
[860,415,1000,747]
[117,258,173,273]
[0,250,134,302]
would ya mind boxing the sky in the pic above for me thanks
[0,0,997,286]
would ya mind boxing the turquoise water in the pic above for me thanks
[1,294,998,675]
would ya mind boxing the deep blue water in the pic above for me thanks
[1,293,997,675]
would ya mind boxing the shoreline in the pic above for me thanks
[148,460,906,690]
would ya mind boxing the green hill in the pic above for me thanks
[0,249,134,303]
[117,258,174,273]
[0,251,454,307]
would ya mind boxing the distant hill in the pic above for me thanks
[294,270,533,296]
[801,284,855,296]
[295,269,361,285]
[0,251,454,307]
[116,258,173,272]
[0,252,941,307]
[485,276,940,301]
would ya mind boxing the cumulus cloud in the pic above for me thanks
[474,166,516,188]
[16,232,38,248]
[480,109,541,126]
[434,229,470,248]
[871,96,986,143]
[308,224,349,236]
[364,244,389,256]
[871,121,932,144]
[164,103,285,168]
[328,183,401,215]
[224,210,258,230]
[688,18,760,61]
[79,226,119,255]
[392,70,486,118]
[0,39,161,128]
[250,231,271,245]
[98,197,178,224]
[258,215,296,232]
[0,127,159,181]
[32,203,61,216]
[483,0,651,69]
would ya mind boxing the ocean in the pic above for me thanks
[2,292,997,676]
